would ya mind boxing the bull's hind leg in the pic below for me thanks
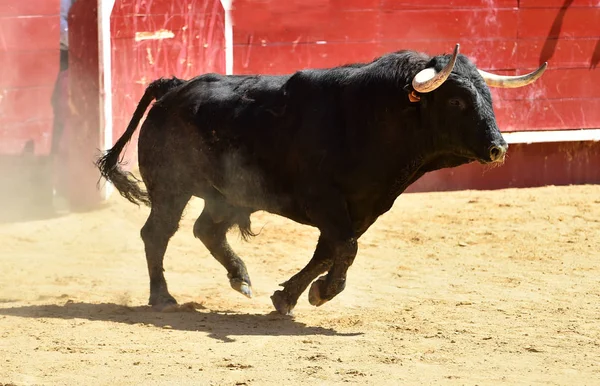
[140,192,191,309]
[193,198,253,298]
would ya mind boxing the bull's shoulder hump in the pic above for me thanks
[283,66,362,92]
[184,73,288,94]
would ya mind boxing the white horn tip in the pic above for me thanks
[533,62,548,78]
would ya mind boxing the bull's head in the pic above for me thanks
[409,44,546,164]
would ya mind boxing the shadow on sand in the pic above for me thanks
[0,301,362,342]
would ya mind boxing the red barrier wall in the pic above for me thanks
[231,0,600,133]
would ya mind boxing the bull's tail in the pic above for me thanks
[95,77,186,206]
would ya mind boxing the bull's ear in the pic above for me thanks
[408,91,421,102]
[403,84,421,103]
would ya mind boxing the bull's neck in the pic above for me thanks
[376,144,471,215]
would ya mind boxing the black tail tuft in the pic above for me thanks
[95,152,151,206]
[95,77,186,206]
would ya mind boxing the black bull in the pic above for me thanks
[96,44,546,315]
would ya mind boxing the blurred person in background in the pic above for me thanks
[50,0,75,211]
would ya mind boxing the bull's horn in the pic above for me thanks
[412,44,460,93]
[477,62,548,88]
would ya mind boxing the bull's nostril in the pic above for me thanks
[490,146,505,161]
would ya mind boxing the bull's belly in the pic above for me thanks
[199,168,314,227]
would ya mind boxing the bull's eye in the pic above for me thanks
[448,97,466,110]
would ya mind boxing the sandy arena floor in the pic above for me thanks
[1,184,599,385]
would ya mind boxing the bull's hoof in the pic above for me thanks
[149,293,178,311]
[308,276,329,307]
[270,290,295,316]
[156,303,184,312]
[230,278,253,298]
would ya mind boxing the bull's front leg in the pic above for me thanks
[271,236,334,315]
[307,237,357,307]
[271,192,357,315]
